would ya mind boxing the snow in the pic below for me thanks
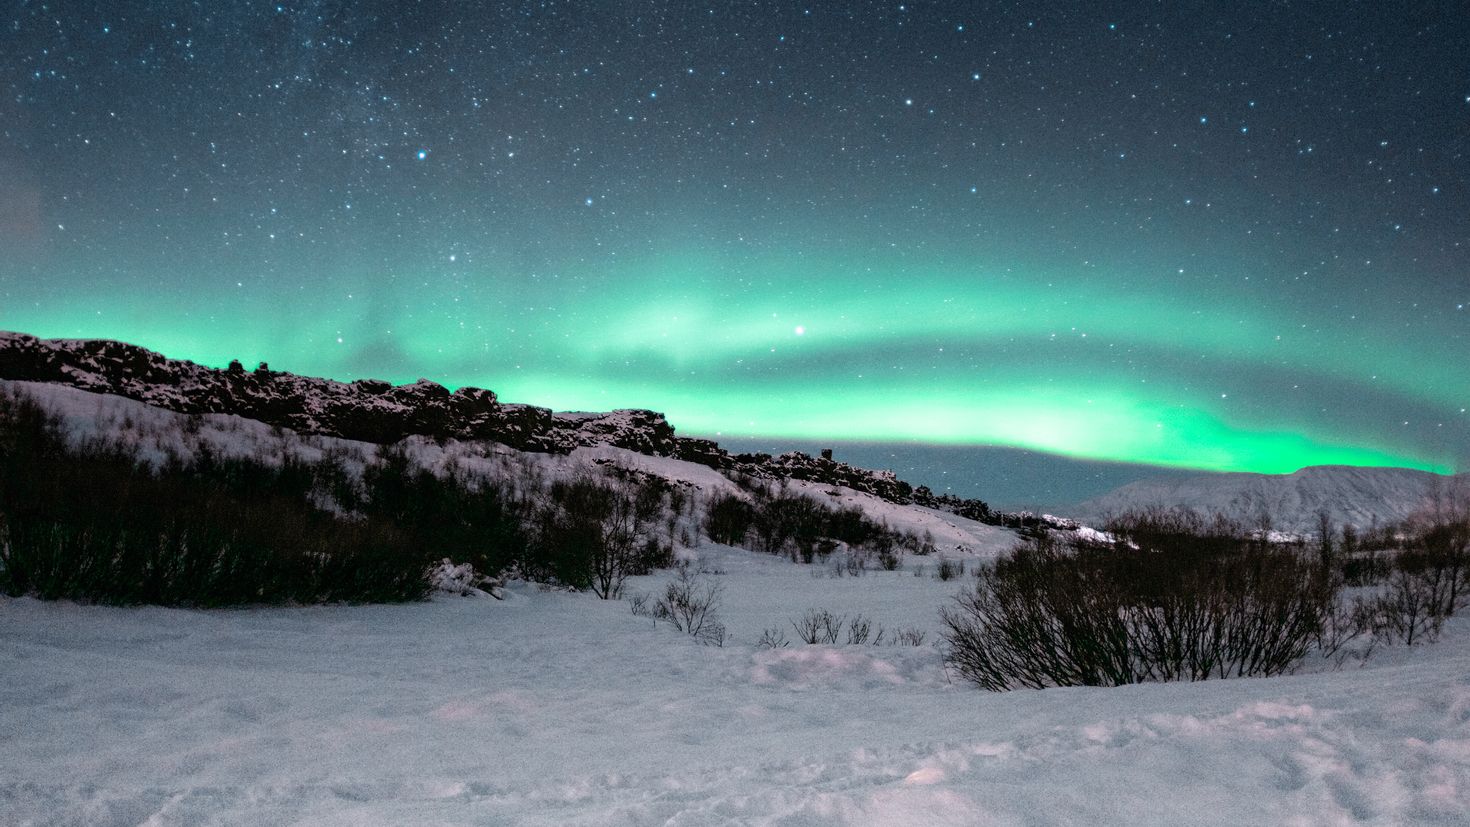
[4,379,1470,824]
[428,559,505,599]
[5,551,1470,824]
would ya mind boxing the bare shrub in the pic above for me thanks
[893,627,927,646]
[756,626,790,649]
[654,569,725,645]
[1356,502,1470,646]
[846,614,874,645]
[792,608,845,644]
[700,620,729,647]
[1405,514,1470,616]
[529,480,645,599]
[1316,595,1378,666]
[942,530,1335,691]
[935,557,963,581]
[1368,568,1448,646]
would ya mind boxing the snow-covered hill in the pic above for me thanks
[1077,465,1468,533]
[0,378,1020,561]
[0,331,1004,514]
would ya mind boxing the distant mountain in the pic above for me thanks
[1076,465,1468,533]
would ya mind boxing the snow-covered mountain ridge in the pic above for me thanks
[0,331,1005,518]
[1078,464,1468,533]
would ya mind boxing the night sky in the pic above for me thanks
[2,2,1467,496]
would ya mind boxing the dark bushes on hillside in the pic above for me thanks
[709,478,920,567]
[704,492,755,546]
[1,388,718,608]
[363,445,529,580]
[528,478,670,598]
[0,389,433,605]
[0,384,710,605]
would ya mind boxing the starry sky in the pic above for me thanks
[2,2,1467,501]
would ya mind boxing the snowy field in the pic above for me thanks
[5,541,1470,826]
[4,380,1470,824]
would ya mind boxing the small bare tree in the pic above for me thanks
[654,568,725,645]
[756,626,790,649]
[791,608,845,644]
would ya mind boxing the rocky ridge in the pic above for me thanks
[0,331,1001,517]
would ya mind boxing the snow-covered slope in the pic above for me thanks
[0,379,1019,560]
[1077,465,1467,533]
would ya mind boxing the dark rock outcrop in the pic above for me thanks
[0,331,666,454]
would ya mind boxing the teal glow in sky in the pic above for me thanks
[1,2,1466,478]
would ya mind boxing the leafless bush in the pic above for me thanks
[792,608,845,644]
[628,590,652,617]
[1347,503,1470,647]
[700,620,729,647]
[846,614,874,645]
[1367,568,1449,646]
[654,569,725,645]
[892,627,927,646]
[942,531,1336,691]
[756,626,790,649]
[1314,594,1379,666]
[935,557,963,581]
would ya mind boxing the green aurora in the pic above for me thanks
[2,3,1466,480]
[6,246,1463,475]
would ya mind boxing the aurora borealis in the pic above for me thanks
[2,3,1466,492]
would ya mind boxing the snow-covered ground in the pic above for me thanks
[4,543,1470,826]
